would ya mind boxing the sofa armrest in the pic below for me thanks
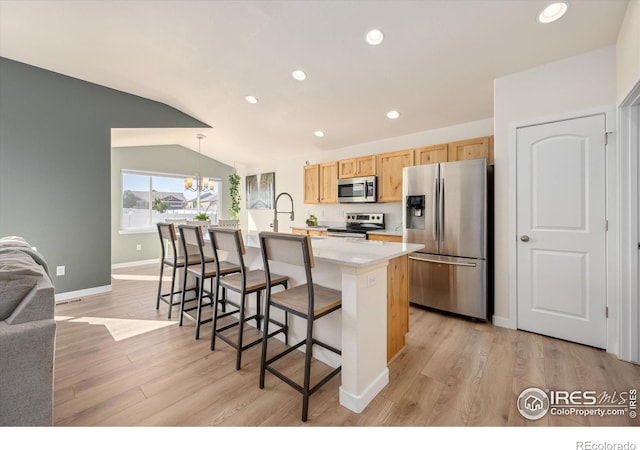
[5,270,55,325]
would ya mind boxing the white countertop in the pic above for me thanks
[244,231,423,268]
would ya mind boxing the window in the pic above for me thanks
[120,170,220,232]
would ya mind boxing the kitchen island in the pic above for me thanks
[239,232,423,413]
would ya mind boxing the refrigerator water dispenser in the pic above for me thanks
[405,195,425,229]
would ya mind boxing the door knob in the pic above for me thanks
[520,235,530,242]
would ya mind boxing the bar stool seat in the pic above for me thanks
[268,284,341,317]
[258,231,342,422]
[208,227,289,370]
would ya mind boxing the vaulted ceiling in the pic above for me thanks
[0,0,630,166]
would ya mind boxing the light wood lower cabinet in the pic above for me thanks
[367,232,409,361]
[387,254,409,362]
[290,227,328,237]
[367,233,402,243]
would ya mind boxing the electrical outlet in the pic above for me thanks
[56,266,65,276]
[367,274,376,287]
[136,244,142,251]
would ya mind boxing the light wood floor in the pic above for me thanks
[52,264,640,426]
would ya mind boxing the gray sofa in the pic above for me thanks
[0,237,56,426]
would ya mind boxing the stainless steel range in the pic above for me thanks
[327,213,385,239]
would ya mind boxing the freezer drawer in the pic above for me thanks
[409,253,487,320]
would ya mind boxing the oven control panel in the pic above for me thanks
[345,213,384,226]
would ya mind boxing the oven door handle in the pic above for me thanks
[327,232,367,239]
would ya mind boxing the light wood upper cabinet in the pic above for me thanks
[377,149,414,202]
[415,144,448,166]
[319,161,338,203]
[338,155,376,179]
[303,164,320,204]
[447,136,493,163]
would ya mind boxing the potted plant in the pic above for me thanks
[306,214,318,227]
[190,212,211,228]
[229,173,241,221]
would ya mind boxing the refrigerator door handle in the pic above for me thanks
[439,178,445,243]
[409,255,477,268]
[432,176,439,241]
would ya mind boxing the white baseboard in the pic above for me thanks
[492,314,516,330]
[55,284,112,303]
[339,368,389,413]
[111,258,159,270]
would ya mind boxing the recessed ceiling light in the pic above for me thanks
[314,130,325,137]
[245,95,258,104]
[386,110,400,119]
[292,69,307,81]
[366,29,384,46]
[538,2,568,24]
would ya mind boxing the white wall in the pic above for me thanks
[616,0,640,104]
[241,117,494,233]
[493,46,617,327]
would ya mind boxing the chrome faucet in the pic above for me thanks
[272,192,295,232]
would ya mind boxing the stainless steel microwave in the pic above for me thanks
[337,176,377,203]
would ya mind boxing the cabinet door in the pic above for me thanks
[387,254,409,361]
[319,161,338,203]
[368,233,402,243]
[377,149,414,202]
[356,155,377,177]
[338,158,357,179]
[415,144,448,165]
[303,164,320,204]
[447,136,491,162]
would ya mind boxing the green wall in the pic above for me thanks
[111,144,234,264]
[0,58,208,294]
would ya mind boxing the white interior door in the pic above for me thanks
[516,114,607,349]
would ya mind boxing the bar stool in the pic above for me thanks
[155,222,202,319]
[258,231,342,422]
[178,224,240,339]
[208,227,289,370]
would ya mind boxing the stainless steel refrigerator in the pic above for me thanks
[402,159,489,320]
